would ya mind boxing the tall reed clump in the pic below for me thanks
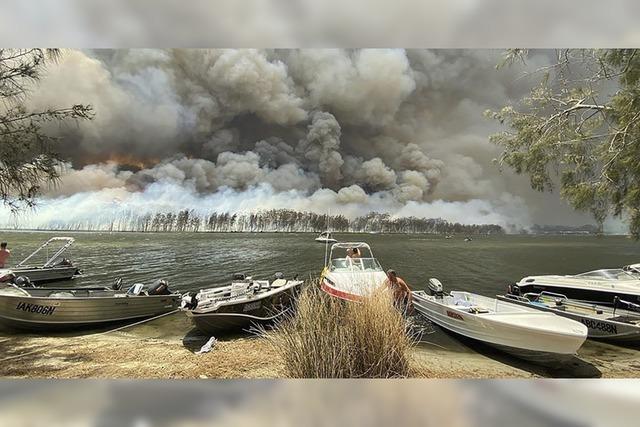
[262,282,416,378]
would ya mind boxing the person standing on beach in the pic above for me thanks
[385,269,413,314]
[0,242,10,268]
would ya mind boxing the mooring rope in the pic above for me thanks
[0,308,181,363]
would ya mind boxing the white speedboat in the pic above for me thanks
[0,237,80,284]
[498,292,640,344]
[514,265,640,307]
[315,232,338,244]
[412,279,588,361]
[320,242,388,302]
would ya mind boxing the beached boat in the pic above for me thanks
[320,242,388,302]
[498,291,640,344]
[182,273,304,334]
[315,232,338,244]
[514,265,640,306]
[412,279,588,361]
[0,279,180,331]
[0,237,80,284]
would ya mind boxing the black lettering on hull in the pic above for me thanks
[580,318,617,335]
[15,301,56,316]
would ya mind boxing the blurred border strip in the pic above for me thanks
[0,379,638,426]
[0,0,639,48]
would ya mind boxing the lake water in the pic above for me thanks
[2,231,639,294]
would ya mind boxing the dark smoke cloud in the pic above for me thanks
[13,48,606,228]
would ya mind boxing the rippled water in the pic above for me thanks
[2,231,639,293]
[0,230,638,297]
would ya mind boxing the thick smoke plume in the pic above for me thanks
[1,49,601,229]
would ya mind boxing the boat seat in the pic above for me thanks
[231,282,252,297]
[271,279,287,287]
[453,298,473,308]
[468,306,490,314]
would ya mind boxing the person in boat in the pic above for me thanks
[0,242,10,268]
[346,247,361,259]
[385,269,413,314]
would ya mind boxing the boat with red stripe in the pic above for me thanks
[320,242,388,302]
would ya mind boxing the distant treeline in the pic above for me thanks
[528,224,600,235]
[35,209,504,235]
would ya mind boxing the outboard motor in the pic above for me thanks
[274,272,285,280]
[112,277,123,290]
[232,273,246,281]
[148,279,171,295]
[181,292,198,310]
[14,275,33,288]
[427,278,444,297]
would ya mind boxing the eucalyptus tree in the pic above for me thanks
[0,49,93,210]
[487,49,640,236]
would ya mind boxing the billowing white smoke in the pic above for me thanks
[7,48,585,229]
[0,180,531,231]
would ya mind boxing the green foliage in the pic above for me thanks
[488,49,640,238]
[0,49,93,210]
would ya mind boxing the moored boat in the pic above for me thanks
[320,242,388,302]
[498,291,640,344]
[182,273,304,334]
[514,265,640,306]
[0,279,180,331]
[315,231,338,244]
[412,279,588,362]
[0,237,80,284]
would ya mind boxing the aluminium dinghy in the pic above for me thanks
[498,291,640,344]
[0,237,80,284]
[0,278,180,331]
[182,273,304,334]
[412,279,588,362]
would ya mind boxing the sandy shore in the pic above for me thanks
[0,313,638,379]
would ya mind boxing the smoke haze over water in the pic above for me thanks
[0,49,613,231]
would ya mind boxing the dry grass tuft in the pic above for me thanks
[262,283,417,378]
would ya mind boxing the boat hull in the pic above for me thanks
[516,282,640,307]
[187,310,289,335]
[497,295,640,344]
[321,277,364,302]
[185,282,301,335]
[11,266,80,284]
[315,238,338,243]
[320,270,388,302]
[0,292,180,331]
[412,292,586,359]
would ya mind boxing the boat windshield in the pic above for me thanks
[330,257,383,272]
[574,268,638,280]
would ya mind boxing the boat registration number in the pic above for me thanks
[243,302,262,312]
[581,319,617,335]
[446,310,464,321]
[15,302,56,316]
